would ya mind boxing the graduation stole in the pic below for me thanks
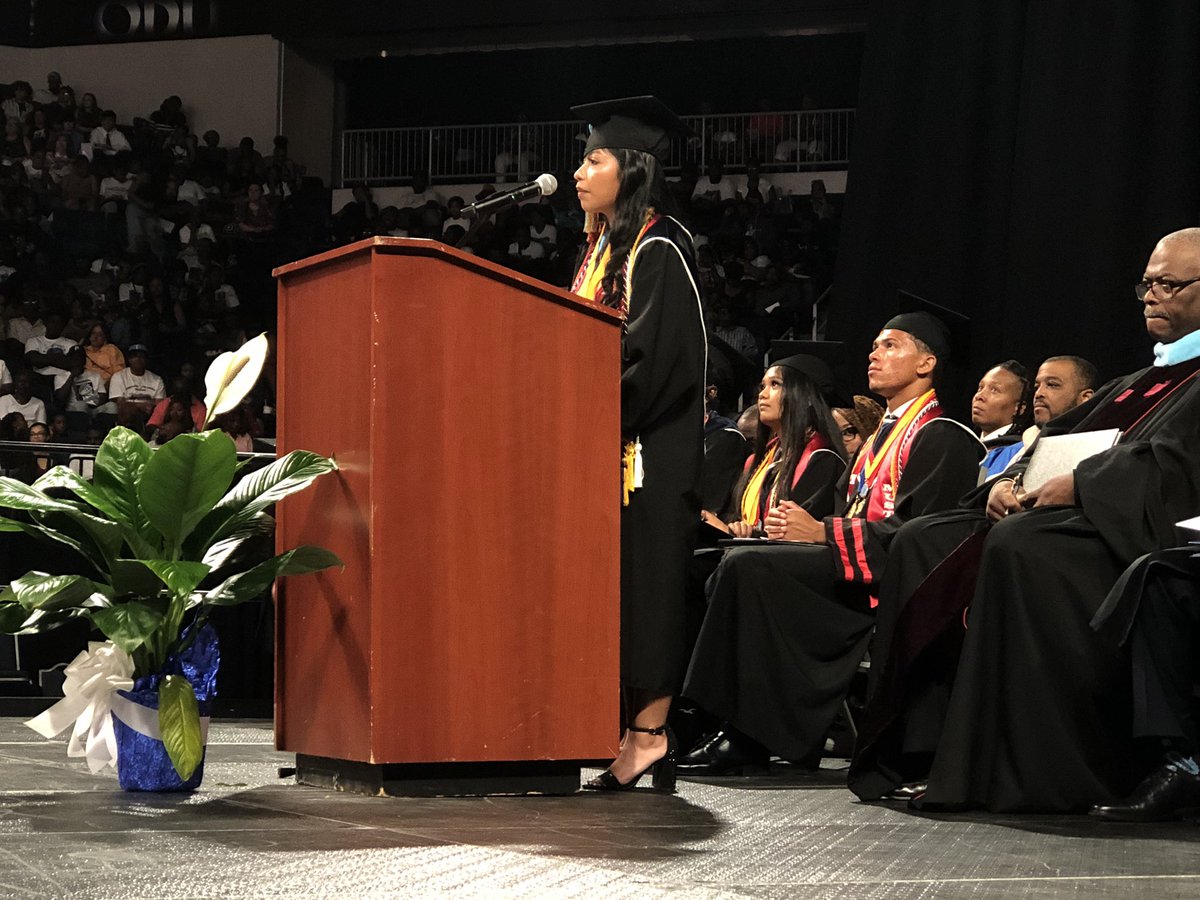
[845,390,940,521]
[739,432,830,526]
[571,211,660,318]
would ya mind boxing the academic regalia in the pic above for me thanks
[1093,548,1200,753]
[576,214,707,695]
[682,391,984,760]
[912,357,1200,812]
[701,418,749,519]
[571,97,708,697]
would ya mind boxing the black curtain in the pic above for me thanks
[831,0,1200,419]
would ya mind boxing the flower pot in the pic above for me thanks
[113,687,210,792]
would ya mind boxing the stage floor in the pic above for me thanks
[2,718,1199,898]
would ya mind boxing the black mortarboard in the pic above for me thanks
[886,290,970,362]
[570,95,691,161]
[767,340,851,406]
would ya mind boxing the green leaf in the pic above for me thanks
[138,431,237,551]
[110,559,171,598]
[31,508,124,568]
[92,427,158,554]
[88,600,167,654]
[200,512,276,571]
[203,546,343,606]
[0,477,86,516]
[0,601,31,633]
[142,561,211,598]
[0,517,23,532]
[158,675,204,781]
[10,573,110,613]
[186,451,336,556]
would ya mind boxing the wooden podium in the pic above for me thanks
[272,238,622,795]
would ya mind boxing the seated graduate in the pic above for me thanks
[686,355,847,661]
[700,405,749,522]
[1089,543,1200,821]
[678,309,984,774]
[833,395,885,465]
[849,353,1099,802]
[888,228,1200,814]
[700,354,848,540]
[972,359,1032,477]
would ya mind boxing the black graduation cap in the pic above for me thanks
[887,290,971,363]
[767,339,851,406]
[570,95,692,161]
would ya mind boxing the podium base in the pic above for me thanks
[294,754,583,797]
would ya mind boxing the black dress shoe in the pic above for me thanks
[882,781,928,802]
[1090,757,1200,822]
[677,728,769,775]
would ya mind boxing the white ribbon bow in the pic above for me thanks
[25,641,135,774]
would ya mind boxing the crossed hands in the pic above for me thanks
[985,473,1076,522]
[763,500,825,543]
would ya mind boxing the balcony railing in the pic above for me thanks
[340,108,854,186]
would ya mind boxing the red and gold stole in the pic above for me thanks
[845,390,941,521]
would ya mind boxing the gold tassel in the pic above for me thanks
[622,439,643,507]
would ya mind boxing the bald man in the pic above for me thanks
[903,228,1200,814]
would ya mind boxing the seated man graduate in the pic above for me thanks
[903,228,1200,813]
[849,353,1098,802]
[678,308,984,773]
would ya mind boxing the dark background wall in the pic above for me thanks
[830,0,1200,409]
[341,34,866,127]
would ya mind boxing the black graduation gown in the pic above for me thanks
[682,418,983,760]
[620,217,707,695]
[685,447,847,653]
[916,359,1200,812]
[701,424,749,519]
[1093,548,1200,753]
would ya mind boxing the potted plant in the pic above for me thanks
[0,335,340,790]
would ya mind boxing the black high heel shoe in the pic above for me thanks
[582,724,678,793]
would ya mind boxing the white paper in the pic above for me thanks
[1020,428,1121,493]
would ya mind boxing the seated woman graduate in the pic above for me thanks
[700,353,847,540]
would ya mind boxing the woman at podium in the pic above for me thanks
[570,96,707,792]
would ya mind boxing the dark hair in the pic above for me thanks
[1044,354,1099,391]
[731,365,846,511]
[598,148,677,309]
[994,359,1033,430]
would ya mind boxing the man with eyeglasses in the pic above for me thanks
[861,228,1200,815]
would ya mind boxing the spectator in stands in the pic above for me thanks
[400,172,441,210]
[7,297,43,348]
[235,183,275,236]
[59,155,97,210]
[441,196,471,236]
[25,310,77,396]
[161,125,195,167]
[228,136,264,180]
[262,165,291,202]
[75,92,102,133]
[56,344,106,415]
[507,225,545,262]
[150,95,186,134]
[43,87,76,131]
[692,161,737,205]
[98,159,133,210]
[27,420,51,477]
[335,184,377,242]
[48,411,67,444]
[711,304,759,362]
[270,135,301,188]
[62,292,92,342]
[0,371,47,427]
[107,343,165,422]
[83,321,125,385]
[194,129,227,179]
[147,374,205,433]
[528,205,558,257]
[2,82,34,125]
[212,402,258,452]
[33,72,66,108]
[808,179,837,221]
[46,132,72,184]
[125,175,164,256]
[91,110,131,156]
[2,119,30,162]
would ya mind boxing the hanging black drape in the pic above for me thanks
[831,1,1200,416]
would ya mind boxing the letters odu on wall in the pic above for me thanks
[93,1,217,40]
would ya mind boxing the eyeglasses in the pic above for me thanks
[840,426,858,439]
[1134,276,1200,301]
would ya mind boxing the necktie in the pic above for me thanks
[871,413,898,455]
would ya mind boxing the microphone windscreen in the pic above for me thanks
[535,173,558,196]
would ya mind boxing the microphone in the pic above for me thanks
[462,174,558,218]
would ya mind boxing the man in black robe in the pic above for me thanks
[849,354,1098,801]
[679,312,983,772]
[907,228,1200,812]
